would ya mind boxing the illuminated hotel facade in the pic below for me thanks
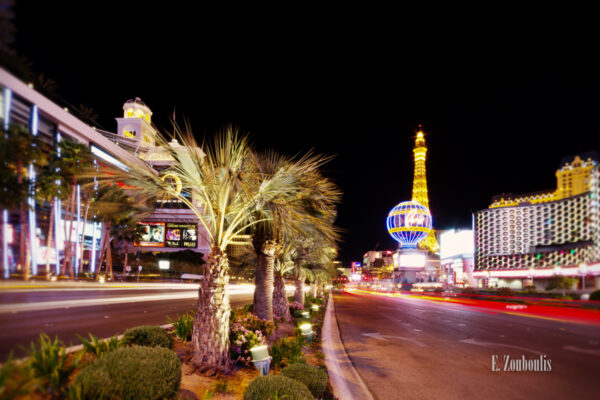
[0,67,209,278]
[474,155,600,290]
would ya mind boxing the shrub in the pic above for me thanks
[122,325,173,349]
[231,309,274,338]
[496,287,515,297]
[590,290,600,301]
[461,287,477,295]
[271,336,305,369]
[546,276,577,291]
[230,321,266,365]
[74,346,181,400]
[167,312,194,342]
[244,375,314,400]
[289,301,304,312]
[281,363,328,398]
[26,334,80,398]
[77,333,123,359]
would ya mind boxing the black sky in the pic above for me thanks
[10,3,600,265]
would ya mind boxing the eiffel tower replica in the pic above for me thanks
[412,127,439,253]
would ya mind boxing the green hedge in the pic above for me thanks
[590,289,600,301]
[244,375,314,400]
[281,363,328,398]
[122,325,173,349]
[74,346,181,400]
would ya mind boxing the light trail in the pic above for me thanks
[344,287,600,326]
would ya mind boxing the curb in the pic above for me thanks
[322,292,375,400]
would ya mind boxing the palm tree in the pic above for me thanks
[89,186,152,280]
[250,151,341,322]
[0,124,45,279]
[82,125,278,373]
[34,149,68,278]
[56,139,94,279]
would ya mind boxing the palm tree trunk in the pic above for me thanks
[273,273,291,321]
[293,269,304,304]
[97,222,110,277]
[78,200,90,275]
[66,183,76,279]
[106,239,113,279]
[45,198,55,279]
[253,239,276,322]
[191,248,231,373]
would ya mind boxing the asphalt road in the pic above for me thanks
[0,288,253,360]
[333,291,600,400]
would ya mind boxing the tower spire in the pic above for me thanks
[411,126,439,253]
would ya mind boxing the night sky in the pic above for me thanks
[9,3,600,265]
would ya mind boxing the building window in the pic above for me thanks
[123,129,136,138]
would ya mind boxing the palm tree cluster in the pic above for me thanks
[87,124,341,373]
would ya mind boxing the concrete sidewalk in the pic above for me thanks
[322,291,375,400]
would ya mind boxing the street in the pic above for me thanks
[333,290,600,399]
[0,283,255,359]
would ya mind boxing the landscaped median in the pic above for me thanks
[0,293,334,399]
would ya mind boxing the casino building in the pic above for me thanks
[0,67,209,278]
[474,154,600,290]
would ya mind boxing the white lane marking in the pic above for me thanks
[458,323,466,327]
[362,332,427,347]
[414,329,422,332]
[459,338,543,355]
[563,346,600,356]
[498,335,505,338]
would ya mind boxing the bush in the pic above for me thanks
[167,312,194,342]
[461,287,477,295]
[230,309,274,338]
[281,363,328,398]
[244,375,314,400]
[546,276,577,291]
[496,287,515,297]
[74,346,181,400]
[271,336,305,369]
[27,334,80,398]
[230,321,266,366]
[122,325,173,349]
[590,290,600,301]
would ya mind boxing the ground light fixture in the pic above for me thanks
[299,322,313,342]
[311,304,319,313]
[250,344,271,375]
[301,311,310,318]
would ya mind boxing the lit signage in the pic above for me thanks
[165,222,197,248]
[136,222,197,249]
[398,253,426,268]
[136,222,165,247]
[440,229,474,260]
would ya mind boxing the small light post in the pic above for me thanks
[311,304,319,313]
[301,311,309,319]
[250,344,271,375]
[299,322,313,342]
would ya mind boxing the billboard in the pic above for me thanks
[165,222,197,248]
[136,222,197,249]
[440,229,474,260]
[137,222,166,247]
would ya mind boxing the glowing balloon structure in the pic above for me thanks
[386,200,432,249]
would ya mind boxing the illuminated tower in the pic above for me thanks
[412,128,439,253]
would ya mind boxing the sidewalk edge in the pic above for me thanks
[323,291,375,400]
